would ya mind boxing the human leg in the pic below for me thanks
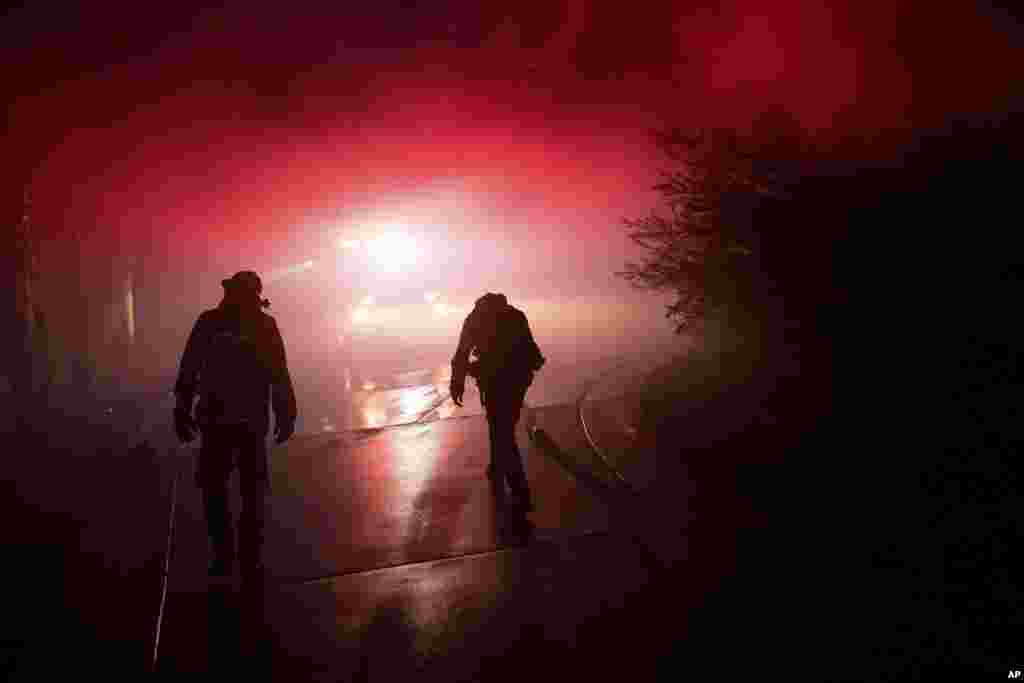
[198,427,236,574]
[236,426,269,573]
[478,380,498,477]
[485,409,506,502]
[491,381,532,509]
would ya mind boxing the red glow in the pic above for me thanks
[10,1,1019,295]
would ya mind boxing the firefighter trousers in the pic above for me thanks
[196,423,269,567]
[482,377,532,506]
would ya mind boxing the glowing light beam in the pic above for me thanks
[367,232,417,272]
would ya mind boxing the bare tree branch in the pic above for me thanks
[619,124,800,333]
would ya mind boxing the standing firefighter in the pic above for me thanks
[174,271,297,579]
[450,293,545,512]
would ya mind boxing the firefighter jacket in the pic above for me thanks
[175,302,297,434]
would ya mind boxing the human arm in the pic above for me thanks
[267,318,297,443]
[173,314,208,442]
[450,310,478,407]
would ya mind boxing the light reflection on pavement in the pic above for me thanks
[309,356,623,433]
[163,381,612,589]
[155,353,673,677]
[310,364,484,433]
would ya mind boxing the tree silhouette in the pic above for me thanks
[619,124,800,335]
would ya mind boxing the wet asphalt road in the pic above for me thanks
[155,367,672,679]
[292,353,621,435]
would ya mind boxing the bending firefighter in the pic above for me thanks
[174,271,297,579]
[450,292,545,512]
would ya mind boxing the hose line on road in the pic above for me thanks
[576,365,639,495]
[150,446,183,674]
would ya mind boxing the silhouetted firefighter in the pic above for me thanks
[174,271,297,580]
[450,293,545,513]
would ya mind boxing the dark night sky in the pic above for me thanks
[5,1,1022,295]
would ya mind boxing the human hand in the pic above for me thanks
[275,418,295,444]
[450,380,464,407]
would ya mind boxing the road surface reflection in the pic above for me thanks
[304,355,640,433]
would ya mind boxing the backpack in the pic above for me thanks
[472,305,545,382]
